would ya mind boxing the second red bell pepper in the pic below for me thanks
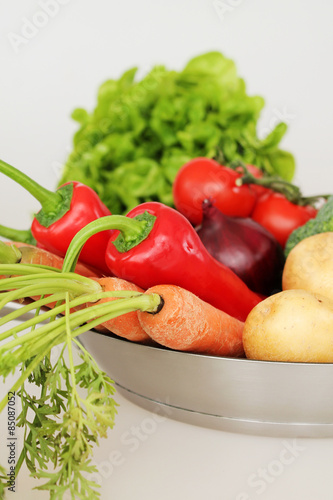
[62,202,262,321]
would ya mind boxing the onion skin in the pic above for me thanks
[196,199,285,296]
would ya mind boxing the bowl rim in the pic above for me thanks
[89,328,333,367]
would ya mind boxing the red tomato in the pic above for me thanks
[251,192,318,248]
[172,158,257,226]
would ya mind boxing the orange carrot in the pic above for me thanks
[87,277,151,343]
[0,252,150,343]
[0,240,100,311]
[137,284,245,357]
[3,241,100,278]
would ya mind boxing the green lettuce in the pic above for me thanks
[59,51,295,214]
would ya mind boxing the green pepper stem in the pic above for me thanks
[0,225,36,245]
[0,241,21,264]
[0,158,62,213]
[61,214,152,273]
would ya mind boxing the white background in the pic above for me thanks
[0,0,333,499]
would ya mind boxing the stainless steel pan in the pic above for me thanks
[80,330,333,438]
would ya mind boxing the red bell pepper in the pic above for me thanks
[62,202,262,321]
[0,159,113,274]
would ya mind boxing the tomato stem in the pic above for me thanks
[297,194,330,206]
[236,165,327,206]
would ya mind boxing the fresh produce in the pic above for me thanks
[1,50,329,498]
[251,191,318,248]
[235,163,271,199]
[282,232,333,301]
[172,157,257,225]
[285,195,333,255]
[62,202,262,321]
[245,227,333,363]
[0,240,99,277]
[0,264,161,497]
[172,156,324,251]
[0,165,331,495]
[137,284,244,357]
[0,268,102,311]
[0,261,250,495]
[243,289,333,363]
[0,158,114,274]
[196,199,285,295]
[0,266,153,342]
[0,265,158,339]
[59,51,295,215]
[87,276,151,342]
[236,166,328,248]
[0,267,244,357]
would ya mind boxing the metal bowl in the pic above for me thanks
[80,330,333,438]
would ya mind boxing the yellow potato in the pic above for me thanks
[243,289,333,362]
[282,232,333,301]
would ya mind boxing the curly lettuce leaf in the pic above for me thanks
[60,51,295,214]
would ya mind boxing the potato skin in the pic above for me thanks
[282,232,333,301]
[243,289,333,362]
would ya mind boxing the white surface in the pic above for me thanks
[0,0,333,499]
[2,365,333,500]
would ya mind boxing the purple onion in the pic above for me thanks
[196,199,285,295]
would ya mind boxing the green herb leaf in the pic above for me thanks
[0,289,118,499]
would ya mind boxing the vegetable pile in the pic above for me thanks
[0,52,332,499]
[59,51,295,214]
[0,153,331,498]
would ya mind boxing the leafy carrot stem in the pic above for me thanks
[0,347,50,413]
[0,292,66,330]
[0,270,99,289]
[0,289,144,338]
[0,281,98,310]
[0,263,60,275]
[0,292,161,374]
[0,274,125,498]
